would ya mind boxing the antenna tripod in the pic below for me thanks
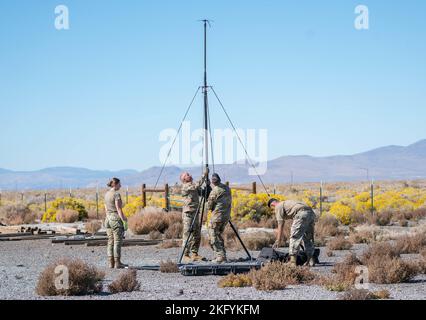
[178,20,253,263]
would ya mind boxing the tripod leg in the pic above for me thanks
[178,196,205,264]
[228,221,252,260]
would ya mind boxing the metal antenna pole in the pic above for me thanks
[202,19,210,175]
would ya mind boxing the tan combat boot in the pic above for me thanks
[191,253,205,262]
[182,254,192,264]
[114,257,128,269]
[288,255,297,266]
[211,256,227,264]
[108,256,115,269]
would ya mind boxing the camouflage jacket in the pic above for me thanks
[207,183,232,221]
[181,178,204,213]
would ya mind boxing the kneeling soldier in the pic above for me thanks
[268,199,316,267]
[207,173,232,264]
[180,171,207,263]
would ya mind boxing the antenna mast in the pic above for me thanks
[202,19,210,175]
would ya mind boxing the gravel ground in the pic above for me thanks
[1,236,425,300]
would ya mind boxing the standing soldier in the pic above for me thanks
[268,199,316,267]
[180,171,208,263]
[207,173,232,264]
[104,177,128,269]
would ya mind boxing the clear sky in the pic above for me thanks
[1,0,425,171]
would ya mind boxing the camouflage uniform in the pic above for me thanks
[104,189,124,258]
[275,200,316,257]
[207,183,232,258]
[181,179,204,255]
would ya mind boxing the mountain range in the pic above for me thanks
[1,139,426,190]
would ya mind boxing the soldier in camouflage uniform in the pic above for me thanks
[268,198,316,267]
[104,177,128,269]
[180,171,208,263]
[207,173,232,263]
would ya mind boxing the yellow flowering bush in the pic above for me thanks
[231,191,285,222]
[42,197,88,222]
[329,200,353,225]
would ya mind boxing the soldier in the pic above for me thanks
[180,171,208,263]
[104,177,128,269]
[268,198,316,267]
[207,173,232,264]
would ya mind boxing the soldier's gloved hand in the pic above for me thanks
[272,240,280,249]
[122,220,128,231]
[204,168,210,177]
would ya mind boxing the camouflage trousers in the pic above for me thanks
[208,215,230,258]
[182,211,201,256]
[105,214,124,258]
[289,209,316,257]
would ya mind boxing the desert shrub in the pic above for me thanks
[317,253,361,292]
[232,191,284,222]
[160,260,179,273]
[42,197,88,222]
[412,208,426,220]
[349,211,368,225]
[333,253,361,283]
[149,230,163,240]
[36,258,104,296]
[249,262,315,291]
[237,216,277,229]
[329,201,353,225]
[316,214,340,238]
[348,230,375,244]
[0,204,36,225]
[241,231,275,251]
[128,208,181,235]
[55,209,80,223]
[86,220,102,235]
[108,270,140,294]
[394,233,426,254]
[360,242,422,284]
[366,257,420,284]
[326,236,353,251]
[87,208,105,220]
[164,221,183,239]
[159,239,181,249]
[361,242,400,262]
[326,249,334,257]
[368,211,392,226]
[217,273,252,288]
[340,289,390,300]
[421,248,426,259]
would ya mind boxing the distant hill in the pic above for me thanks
[1,140,426,190]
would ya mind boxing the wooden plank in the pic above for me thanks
[143,188,166,193]
[86,239,162,247]
[0,232,33,238]
[0,234,56,241]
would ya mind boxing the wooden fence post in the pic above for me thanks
[164,184,170,211]
[142,184,146,208]
[252,182,257,194]
[320,181,323,216]
[370,179,374,215]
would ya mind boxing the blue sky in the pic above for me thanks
[1,0,425,171]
